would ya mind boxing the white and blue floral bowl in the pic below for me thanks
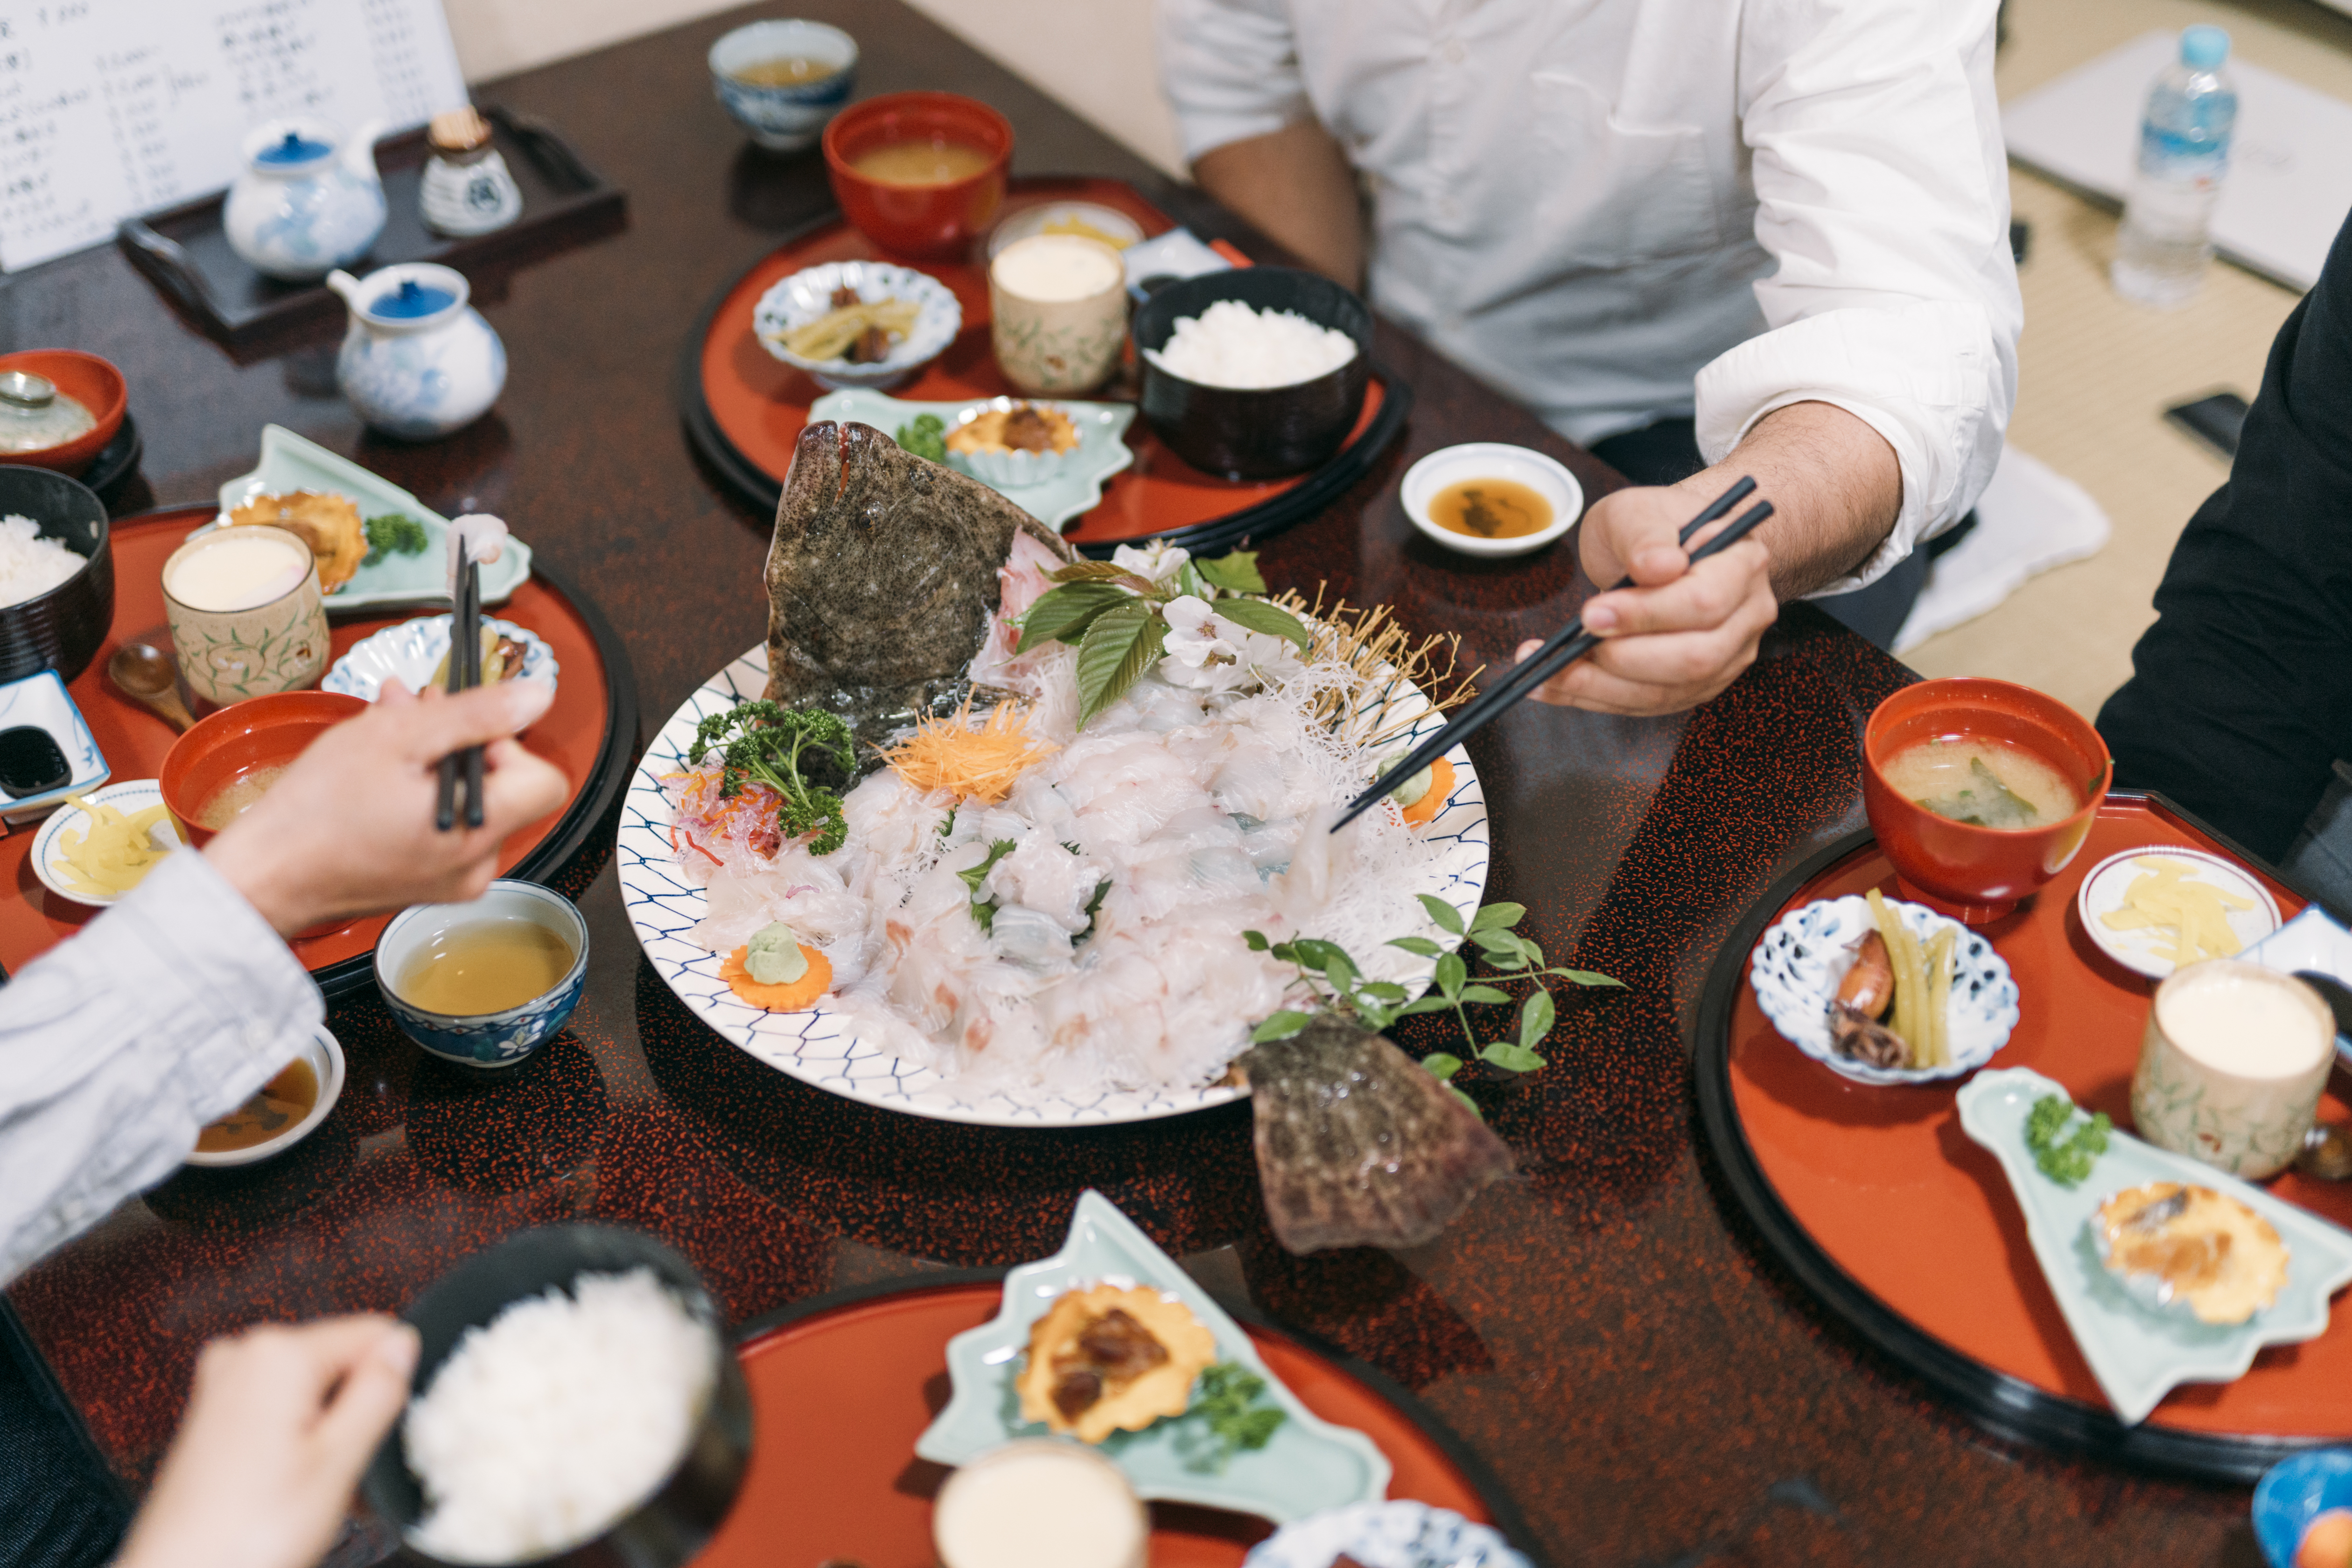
[1246,1503,1530,1568]
[374,880,588,1070]
[752,260,961,391]
[709,20,858,153]
[322,614,557,702]
[1749,893,2020,1085]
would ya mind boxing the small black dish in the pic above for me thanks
[0,467,115,685]
[80,412,143,504]
[362,1223,754,1568]
[0,725,71,798]
[1133,265,1374,481]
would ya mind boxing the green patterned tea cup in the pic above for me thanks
[989,233,1128,396]
[2131,959,2334,1179]
[162,525,330,705]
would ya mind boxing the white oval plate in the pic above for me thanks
[1749,894,2020,1085]
[31,780,185,908]
[2075,845,2281,980]
[322,614,558,701]
[618,644,1490,1128]
[752,262,962,390]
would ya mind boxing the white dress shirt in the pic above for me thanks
[1155,0,2024,591]
[0,848,321,1287]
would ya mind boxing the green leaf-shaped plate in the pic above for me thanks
[914,1190,1392,1521]
[212,425,532,615]
[808,390,1136,531]
[1956,1066,2352,1426]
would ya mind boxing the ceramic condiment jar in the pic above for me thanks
[419,107,523,238]
[224,118,389,281]
[325,263,507,440]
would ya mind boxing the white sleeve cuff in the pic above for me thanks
[1155,0,1314,164]
[1693,300,2006,596]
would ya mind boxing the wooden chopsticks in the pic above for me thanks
[434,536,486,831]
[1331,476,1771,832]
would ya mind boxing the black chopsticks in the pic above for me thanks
[434,537,486,831]
[1332,476,1771,832]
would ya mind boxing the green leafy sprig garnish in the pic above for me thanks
[1246,895,1622,1115]
[2024,1092,2112,1186]
[1176,1362,1286,1472]
[958,839,1016,932]
[1014,549,1311,729]
[895,413,946,464]
[361,512,428,567]
[686,700,855,855]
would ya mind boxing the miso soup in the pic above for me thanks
[850,139,994,186]
[1882,736,2081,830]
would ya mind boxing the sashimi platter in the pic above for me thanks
[621,421,1493,1164]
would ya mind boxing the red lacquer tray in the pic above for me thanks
[678,178,1410,558]
[704,1279,1516,1568]
[1696,793,2352,1482]
[0,506,637,999]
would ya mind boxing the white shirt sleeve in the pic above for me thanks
[1154,0,1315,165]
[0,848,322,1287]
[1697,0,2023,595]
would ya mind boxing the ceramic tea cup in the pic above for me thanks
[989,234,1128,397]
[2132,959,2337,1180]
[161,525,330,705]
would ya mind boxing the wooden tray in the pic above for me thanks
[118,107,627,357]
[706,1277,1528,1568]
[679,177,1411,560]
[0,505,638,1000]
[1696,792,2352,1481]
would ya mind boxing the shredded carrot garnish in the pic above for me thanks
[721,944,833,1011]
[881,697,1056,804]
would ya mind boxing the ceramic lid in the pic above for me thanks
[243,119,340,171]
[345,263,471,329]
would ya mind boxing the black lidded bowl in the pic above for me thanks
[1134,266,1374,481]
[0,466,113,685]
[363,1224,754,1568]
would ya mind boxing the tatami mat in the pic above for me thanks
[1901,0,2352,720]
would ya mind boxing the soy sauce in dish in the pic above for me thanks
[1429,479,1553,539]
[196,1058,318,1152]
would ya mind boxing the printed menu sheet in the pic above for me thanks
[0,0,467,272]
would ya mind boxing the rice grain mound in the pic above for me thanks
[0,514,83,607]
[405,1268,718,1564]
[1144,300,1357,390]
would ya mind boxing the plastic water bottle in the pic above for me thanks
[2112,25,2238,307]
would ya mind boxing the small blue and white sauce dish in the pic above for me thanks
[375,880,588,1070]
[325,262,507,441]
[709,20,858,153]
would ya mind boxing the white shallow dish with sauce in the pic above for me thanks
[2075,845,2282,980]
[184,1027,346,1168]
[210,425,532,613]
[31,779,182,908]
[1748,893,2019,1085]
[1399,443,1582,559]
[323,614,559,702]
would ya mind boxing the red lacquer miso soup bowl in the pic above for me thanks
[824,91,1012,259]
[161,690,366,850]
[1861,678,2112,925]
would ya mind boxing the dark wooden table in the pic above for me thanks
[0,4,2267,1563]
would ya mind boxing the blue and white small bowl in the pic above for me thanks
[322,614,557,702]
[1246,1503,1530,1568]
[710,20,858,154]
[375,881,588,1070]
[1749,893,2020,1085]
[752,260,961,391]
[2254,1448,2352,1568]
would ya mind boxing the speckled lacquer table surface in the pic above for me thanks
[0,4,2266,1563]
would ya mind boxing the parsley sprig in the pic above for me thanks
[1176,1362,1286,1472]
[686,701,855,855]
[2024,1092,2112,1186]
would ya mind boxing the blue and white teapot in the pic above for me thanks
[325,263,506,441]
[224,118,388,281]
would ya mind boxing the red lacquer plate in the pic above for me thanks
[679,177,1409,557]
[0,506,636,998]
[1695,793,2352,1482]
[703,1279,1515,1568]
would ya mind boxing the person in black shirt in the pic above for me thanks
[2098,210,2352,916]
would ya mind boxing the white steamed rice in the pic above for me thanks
[406,1268,719,1565]
[1145,299,1357,389]
[0,514,83,608]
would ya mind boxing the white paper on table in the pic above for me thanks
[2001,29,2352,294]
[1892,445,2112,654]
[0,0,469,273]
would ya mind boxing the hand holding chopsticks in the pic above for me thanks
[1334,476,1774,831]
